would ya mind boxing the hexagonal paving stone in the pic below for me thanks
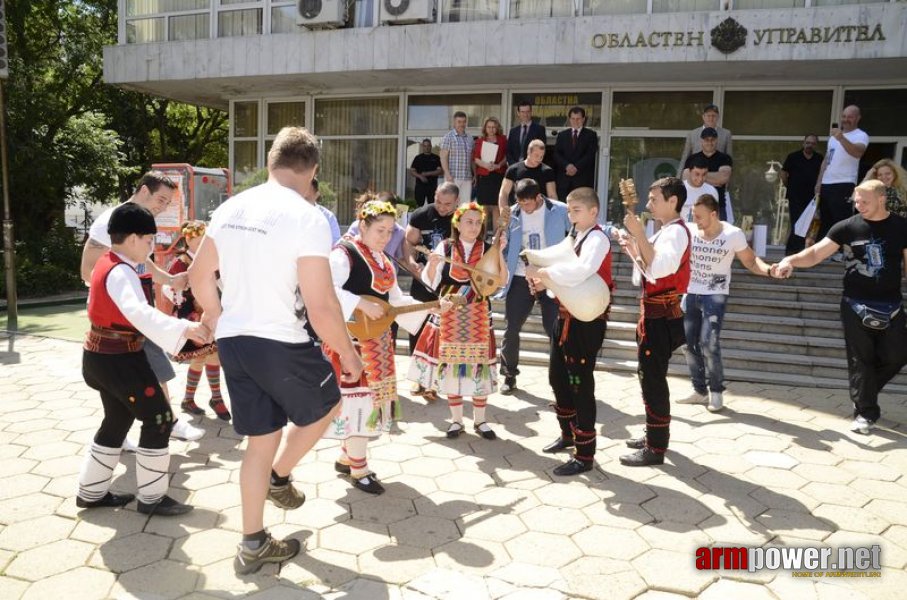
[217,502,286,533]
[4,538,94,581]
[319,521,389,555]
[640,492,715,526]
[459,512,527,543]
[800,482,870,509]
[69,507,147,544]
[22,440,83,462]
[504,531,581,568]
[572,525,649,560]
[20,566,115,600]
[283,498,350,530]
[519,505,590,536]
[280,547,359,588]
[400,457,457,478]
[812,503,889,535]
[389,515,461,549]
[0,514,74,551]
[533,481,601,510]
[0,576,29,600]
[0,473,50,498]
[562,556,648,600]
[171,465,232,491]
[144,506,220,539]
[357,543,435,584]
[110,558,199,599]
[412,490,479,520]
[191,482,242,511]
[89,532,172,573]
[170,528,239,566]
[631,548,717,596]
[406,567,488,599]
[434,470,496,496]
[434,538,511,575]
[754,509,835,541]
[350,495,417,525]
[636,521,713,552]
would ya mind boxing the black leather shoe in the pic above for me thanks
[137,495,193,516]
[619,448,665,467]
[446,422,465,439]
[334,461,351,475]
[625,436,646,450]
[474,422,497,440]
[553,458,593,476]
[352,473,385,495]
[542,437,574,453]
[76,492,135,509]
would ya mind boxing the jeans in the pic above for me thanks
[499,276,559,377]
[682,293,728,394]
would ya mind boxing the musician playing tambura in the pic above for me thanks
[618,177,691,467]
[525,187,613,476]
[324,201,427,495]
[408,202,508,440]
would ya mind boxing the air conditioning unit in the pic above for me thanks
[380,0,434,25]
[297,0,347,29]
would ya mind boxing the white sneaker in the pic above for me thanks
[171,418,205,442]
[850,416,875,435]
[122,437,139,453]
[707,392,724,413]
[676,390,708,405]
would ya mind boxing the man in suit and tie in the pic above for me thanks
[679,104,733,168]
[507,101,547,165]
[554,106,598,202]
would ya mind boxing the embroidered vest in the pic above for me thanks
[87,252,140,332]
[643,220,691,297]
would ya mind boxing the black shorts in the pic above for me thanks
[217,336,341,436]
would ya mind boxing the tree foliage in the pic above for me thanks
[3,1,228,257]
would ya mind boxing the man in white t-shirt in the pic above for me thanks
[190,127,363,575]
[80,172,204,444]
[814,105,869,241]
[679,194,772,412]
[499,178,571,393]
[680,157,719,222]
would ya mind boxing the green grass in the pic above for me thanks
[0,304,88,342]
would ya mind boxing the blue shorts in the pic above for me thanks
[144,340,176,383]
[217,336,341,436]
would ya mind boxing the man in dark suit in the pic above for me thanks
[507,101,547,165]
[554,106,598,202]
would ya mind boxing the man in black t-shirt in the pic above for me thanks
[682,128,733,221]
[774,180,907,435]
[410,139,443,207]
[781,134,823,255]
[498,139,557,211]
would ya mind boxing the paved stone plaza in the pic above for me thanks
[0,333,905,599]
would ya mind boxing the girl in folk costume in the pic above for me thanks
[324,201,426,495]
[165,221,231,421]
[408,202,508,440]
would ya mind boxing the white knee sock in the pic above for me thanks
[345,436,370,479]
[77,442,122,502]
[136,447,170,504]
[449,400,464,424]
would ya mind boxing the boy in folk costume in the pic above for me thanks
[78,204,210,516]
[408,201,508,440]
[165,221,231,421]
[619,177,691,467]
[325,201,426,495]
[526,187,613,476]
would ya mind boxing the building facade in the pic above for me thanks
[105,1,907,224]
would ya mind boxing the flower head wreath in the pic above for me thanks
[451,201,486,230]
[358,200,398,221]
[181,220,206,239]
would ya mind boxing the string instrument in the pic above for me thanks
[468,206,511,297]
[413,241,503,297]
[347,296,465,341]
[619,178,648,271]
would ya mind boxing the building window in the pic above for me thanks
[511,92,603,130]
[843,88,907,137]
[407,94,503,130]
[232,101,260,184]
[510,0,575,18]
[271,2,297,33]
[812,0,889,6]
[267,101,306,135]
[732,0,805,9]
[218,1,263,37]
[612,91,714,130]
[125,1,211,43]
[723,90,833,137]
[726,140,806,226]
[651,0,721,11]
[606,137,684,222]
[441,0,499,23]
[315,97,400,222]
[583,0,647,15]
